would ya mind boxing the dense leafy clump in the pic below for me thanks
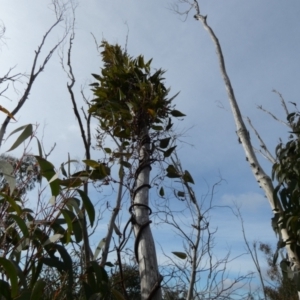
[89,42,183,140]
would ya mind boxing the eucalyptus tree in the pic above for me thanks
[89,41,184,300]
[171,1,300,297]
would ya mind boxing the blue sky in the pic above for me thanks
[1,0,300,294]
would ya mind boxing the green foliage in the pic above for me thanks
[272,110,300,289]
[0,154,41,196]
[0,126,110,300]
[259,243,298,300]
[105,264,141,300]
[89,41,182,142]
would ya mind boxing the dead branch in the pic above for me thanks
[246,117,276,164]
[0,3,70,148]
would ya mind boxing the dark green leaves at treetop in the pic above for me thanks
[89,42,184,140]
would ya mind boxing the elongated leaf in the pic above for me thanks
[82,159,101,169]
[56,244,74,279]
[9,214,29,237]
[65,197,83,218]
[111,289,126,300]
[30,279,46,300]
[60,162,67,177]
[41,258,65,273]
[0,105,15,120]
[0,160,16,192]
[58,177,83,188]
[0,258,18,298]
[159,186,165,197]
[182,170,195,184]
[43,234,63,246]
[49,195,56,205]
[48,170,59,184]
[177,191,185,198]
[61,209,75,244]
[152,125,163,131]
[7,124,33,152]
[172,251,187,259]
[170,109,186,117]
[120,161,131,168]
[159,137,171,149]
[77,189,95,227]
[35,156,60,196]
[93,238,106,260]
[90,261,109,295]
[72,219,83,243]
[164,145,177,158]
[35,137,43,158]
[9,259,27,289]
[0,279,11,300]
[0,193,22,215]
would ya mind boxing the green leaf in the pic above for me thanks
[0,258,18,298]
[92,73,102,81]
[60,162,67,178]
[104,147,112,154]
[152,125,164,131]
[172,251,187,259]
[105,261,114,267]
[35,156,60,196]
[30,279,46,300]
[0,161,16,192]
[159,186,164,197]
[61,209,75,244]
[58,177,83,188]
[30,261,43,290]
[90,261,109,295]
[0,279,11,300]
[93,238,106,260]
[166,164,180,178]
[43,234,63,246]
[35,137,43,158]
[166,118,173,131]
[177,191,185,198]
[72,219,83,243]
[6,124,33,152]
[120,161,131,168]
[111,289,126,300]
[9,214,29,237]
[170,110,186,117]
[159,137,171,149]
[164,145,177,158]
[41,258,65,273]
[65,198,83,218]
[0,193,22,215]
[76,189,95,227]
[82,159,101,169]
[182,170,195,184]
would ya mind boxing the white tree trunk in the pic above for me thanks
[132,127,162,300]
[194,13,300,271]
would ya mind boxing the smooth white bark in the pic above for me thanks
[194,12,300,271]
[132,128,162,300]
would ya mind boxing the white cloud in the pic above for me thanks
[220,192,266,212]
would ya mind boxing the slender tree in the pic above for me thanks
[172,2,300,298]
[89,41,184,300]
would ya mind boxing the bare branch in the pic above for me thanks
[273,89,289,117]
[247,117,276,164]
[257,105,289,127]
[0,4,70,148]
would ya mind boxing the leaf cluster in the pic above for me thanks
[0,125,113,300]
[89,41,184,140]
[272,110,300,289]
